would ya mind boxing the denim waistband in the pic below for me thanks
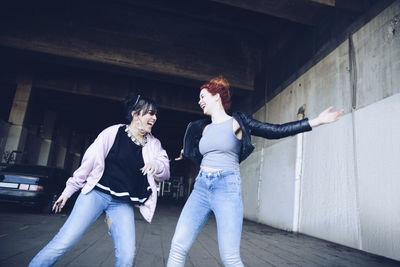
[198,169,239,179]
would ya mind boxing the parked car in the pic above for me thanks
[0,164,72,213]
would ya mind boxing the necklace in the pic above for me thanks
[125,125,147,146]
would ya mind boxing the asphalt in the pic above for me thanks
[0,201,399,267]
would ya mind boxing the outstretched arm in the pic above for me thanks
[240,106,343,140]
[308,107,344,128]
[243,113,312,139]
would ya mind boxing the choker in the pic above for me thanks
[125,125,147,146]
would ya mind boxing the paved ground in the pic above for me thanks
[0,201,399,267]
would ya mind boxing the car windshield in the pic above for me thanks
[0,165,53,177]
[0,174,40,184]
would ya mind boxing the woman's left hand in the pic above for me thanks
[309,106,344,127]
[175,149,184,161]
[141,162,158,175]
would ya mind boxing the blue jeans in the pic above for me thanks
[29,189,136,267]
[167,170,244,267]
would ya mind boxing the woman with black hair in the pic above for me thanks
[29,94,170,267]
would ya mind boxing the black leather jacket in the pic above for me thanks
[182,111,312,165]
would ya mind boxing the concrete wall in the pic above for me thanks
[354,94,400,260]
[240,1,400,261]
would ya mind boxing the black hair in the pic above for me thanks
[123,93,158,123]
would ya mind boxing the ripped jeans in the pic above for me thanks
[29,189,136,267]
[167,170,244,267]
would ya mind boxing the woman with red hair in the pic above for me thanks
[167,76,343,267]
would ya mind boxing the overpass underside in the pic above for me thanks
[0,0,399,263]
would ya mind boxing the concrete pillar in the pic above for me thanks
[37,139,54,166]
[3,73,32,163]
[64,131,84,173]
[54,147,67,168]
[24,125,41,165]
[53,122,71,168]
[0,120,11,162]
[37,111,58,166]
[41,111,58,140]
[69,131,84,154]
[70,152,82,173]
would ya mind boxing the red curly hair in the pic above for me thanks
[200,76,232,110]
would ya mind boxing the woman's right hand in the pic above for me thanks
[52,195,68,213]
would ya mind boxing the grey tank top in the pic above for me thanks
[199,118,241,171]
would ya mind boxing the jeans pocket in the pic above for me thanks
[227,173,241,185]
[223,173,242,193]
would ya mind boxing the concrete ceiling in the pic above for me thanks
[0,0,376,115]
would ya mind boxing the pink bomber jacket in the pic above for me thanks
[61,124,170,223]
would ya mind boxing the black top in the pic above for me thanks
[96,126,152,205]
[183,111,312,165]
